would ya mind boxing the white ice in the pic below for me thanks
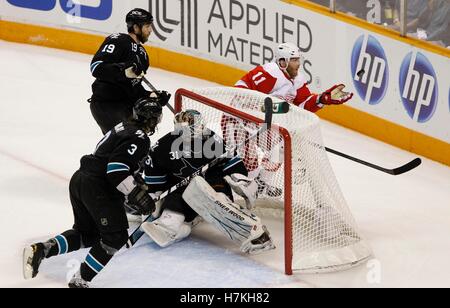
[0,40,449,288]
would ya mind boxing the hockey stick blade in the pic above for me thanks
[389,157,422,175]
[326,147,422,175]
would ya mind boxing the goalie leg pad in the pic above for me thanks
[183,176,275,254]
[224,173,258,210]
[141,209,192,248]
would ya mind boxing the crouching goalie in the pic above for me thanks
[141,109,275,254]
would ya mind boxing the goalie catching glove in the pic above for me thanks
[224,173,258,210]
[320,84,353,105]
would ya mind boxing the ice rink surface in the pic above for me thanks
[1,40,449,288]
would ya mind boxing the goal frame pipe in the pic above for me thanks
[175,88,294,275]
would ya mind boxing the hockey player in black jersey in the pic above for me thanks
[89,8,170,134]
[22,96,163,288]
[141,110,275,255]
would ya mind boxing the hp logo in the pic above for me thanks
[351,35,389,105]
[399,52,438,123]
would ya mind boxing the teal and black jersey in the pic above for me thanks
[144,130,247,193]
[90,33,150,106]
[80,122,150,190]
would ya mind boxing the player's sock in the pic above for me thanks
[45,229,83,257]
[79,242,114,282]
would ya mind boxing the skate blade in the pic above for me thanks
[22,246,34,280]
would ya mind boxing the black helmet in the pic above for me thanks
[126,8,153,28]
[132,96,162,135]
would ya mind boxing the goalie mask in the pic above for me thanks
[133,97,163,135]
[174,109,206,139]
[274,42,301,70]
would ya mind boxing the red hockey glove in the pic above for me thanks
[320,84,353,105]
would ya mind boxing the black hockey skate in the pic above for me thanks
[242,226,276,255]
[23,243,46,280]
[250,227,276,253]
[68,271,89,288]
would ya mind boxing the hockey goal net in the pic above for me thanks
[175,87,372,274]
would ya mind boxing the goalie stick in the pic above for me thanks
[258,101,421,175]
[126,97,275,248]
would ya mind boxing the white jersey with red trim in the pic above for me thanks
[235,62,323,113]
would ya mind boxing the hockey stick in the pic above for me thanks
[325,147,422,175]
[126,97,274,248]
[262,102,421,175]
[141,76,176,114]
[134,55,176,114]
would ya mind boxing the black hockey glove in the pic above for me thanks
[154,90,171,107]
[125,184,155,215]
[120,61,144,79]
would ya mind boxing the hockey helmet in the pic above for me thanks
[133,96,163,135]
[126,8,153,28]
[274,42,301,69]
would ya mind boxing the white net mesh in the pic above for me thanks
[176,87,372,273]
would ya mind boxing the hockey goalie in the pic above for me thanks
[141,109,276,254]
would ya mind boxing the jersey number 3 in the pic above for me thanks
[128,144,138,155]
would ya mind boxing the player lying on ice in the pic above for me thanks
[140,109,276,255]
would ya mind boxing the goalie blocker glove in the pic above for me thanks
[319,84,353,105]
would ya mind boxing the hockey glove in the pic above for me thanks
[125,184,155,215]
[153,90,172,107]
[121,61,144,79]
[224,173,258,210]
[319,84,353,105]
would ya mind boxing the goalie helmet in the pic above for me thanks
[274,42,301,69]
[126,8,153,27]
[132,96,162,135]
[174,109,206,139]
